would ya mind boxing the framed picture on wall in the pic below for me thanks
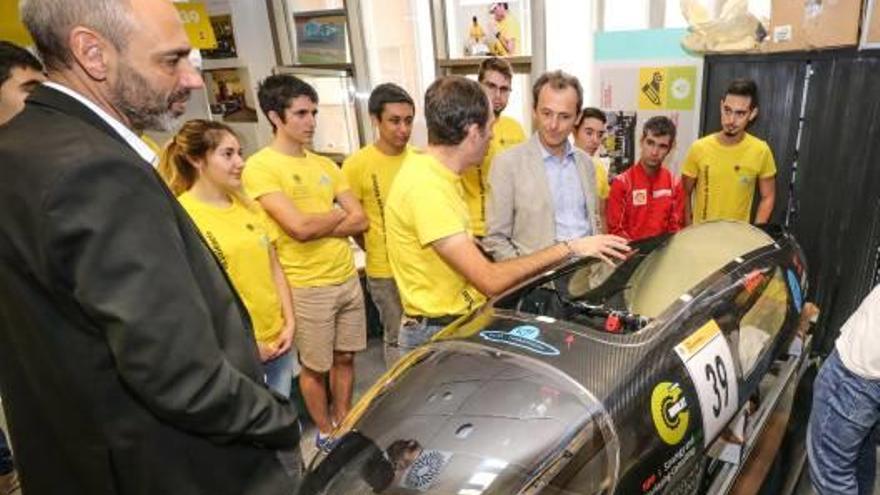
[293,11,351,65]
[204,68,258,123]
[201,14,237,59]
[445,0,531,58]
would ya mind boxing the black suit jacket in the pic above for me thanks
[0,85,301,494]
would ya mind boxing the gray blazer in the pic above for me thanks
[485,133,604,260]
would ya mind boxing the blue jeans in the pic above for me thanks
[0,427,12,475]
[397,318,445,352]
[263,350,295,396]
[808,349,880,495]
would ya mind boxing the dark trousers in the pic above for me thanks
[0,427,12,474]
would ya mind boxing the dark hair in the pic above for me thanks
[368,83,414,118]
[0,41,44,86]
[157,119,238,196]
[723,78,759,109]
[576,106,606,128]
[425,75,490,146]
[532,70,583,113]
[257,74,318,131]
[642,115,676,142]
[478,57,513,83]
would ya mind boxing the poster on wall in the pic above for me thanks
[174,2,218,50]
[593,29,703,177]
[0,1,33,46]
[603,112,638,176]
[637,66,697,111]
[598,63,701,177]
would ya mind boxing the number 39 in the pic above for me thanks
[704,355,728,418]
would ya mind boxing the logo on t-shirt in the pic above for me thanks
[633,189,648,206]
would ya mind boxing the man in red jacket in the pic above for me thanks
[606,116,684,241]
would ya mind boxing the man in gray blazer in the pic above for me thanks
[486,70,604,260]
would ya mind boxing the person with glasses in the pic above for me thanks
[461,57,526,240]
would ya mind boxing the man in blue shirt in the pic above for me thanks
[486,70,603,260]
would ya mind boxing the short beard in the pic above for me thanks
[111,61,189,133]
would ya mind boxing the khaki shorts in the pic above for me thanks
[292,276,367,373]
[366,276,403,346]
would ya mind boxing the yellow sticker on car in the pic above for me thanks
[651,381,690,445]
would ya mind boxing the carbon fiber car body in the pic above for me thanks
[300,221,809,495]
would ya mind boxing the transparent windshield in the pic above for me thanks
[622,221,774,318]
[501,222,775,332]
[301,343,617,494]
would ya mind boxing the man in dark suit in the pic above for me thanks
[0,1,302,493]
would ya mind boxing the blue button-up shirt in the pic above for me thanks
[541,141,591,240]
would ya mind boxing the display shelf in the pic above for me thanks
[202,57,246,70]
[292,8,346,17]
[437,55,531,68]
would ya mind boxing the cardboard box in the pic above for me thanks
[763,0,864,53]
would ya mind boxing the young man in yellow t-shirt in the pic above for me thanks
[385,76,630,351]
[244,74,368,452]
[682,78,777,225]
[342,83,415,366]
[462,57,526,238]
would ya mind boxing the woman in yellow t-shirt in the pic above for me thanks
[158,120,296,395]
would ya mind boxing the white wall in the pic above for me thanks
[544,0,597,105]
[223,0,278,153]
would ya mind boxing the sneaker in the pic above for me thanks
[315,431,338,453]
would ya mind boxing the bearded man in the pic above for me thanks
[0,1,303,493]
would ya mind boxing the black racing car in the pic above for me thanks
[300,221,811,494]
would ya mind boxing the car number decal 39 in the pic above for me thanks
[674,320,739,446]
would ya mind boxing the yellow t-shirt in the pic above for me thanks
[178,193,283,344]
[594,158,609,200]
[492,15,521,55]
[243,147,356,287]
[461,116,526,236]
[386,153,486,317]
[342,144,413,278]
[681,133,776,224]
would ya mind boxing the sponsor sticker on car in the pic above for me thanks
[479,325,560,356]
[650,381,690,445]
